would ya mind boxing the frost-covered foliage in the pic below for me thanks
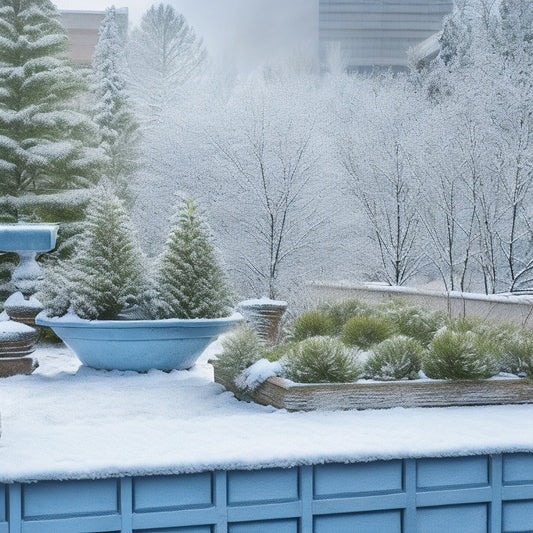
[281,336,361,384]
[423,329,498,380]
[0,0,104,302]
[377,301,445,346]
[318,299,372,334]
[208,69,329,300]
[341,315,394,349]
[364,335,424,381]
[154,198,233,319]
[211,326,265,387]
[127,0,532,299]
[39,186,147,320]
[127,3,206,125]
[92,6,139,201]
[0,0,103,194]
[288,311,336,341]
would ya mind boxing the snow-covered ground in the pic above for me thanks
[1,342,533,484]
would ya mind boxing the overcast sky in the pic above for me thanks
[54,0,318,72]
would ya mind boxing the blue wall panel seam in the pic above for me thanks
[490,454,503,533]
[215,470,227,533]
[404,459,417,533]
[7,484,21,533]
[120,478,133,533]
[300,466,313,533]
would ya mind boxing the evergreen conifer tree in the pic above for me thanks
[0,0,103,194]
[40,186,147,320]
[0,0,105,301]
[92,6,139,201]
[155,199,232,319]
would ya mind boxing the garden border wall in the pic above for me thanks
[2,453,533,532]
[308,282,533,328]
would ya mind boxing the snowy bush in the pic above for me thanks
[498,332,533,377]
[289,311,336,341]
[423,329,498,380]
[154,198,233,319]
[39,186,147,320]
[341,315,394,349]
[364,335,424,381]
[211,326,265,387]
[318,299,372,333]
[378,301,445,346]
[281,336,361,384]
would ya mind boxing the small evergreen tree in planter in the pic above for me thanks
[154,198,232,319]
[37,194,239,371]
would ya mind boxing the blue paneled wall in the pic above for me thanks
[2,453,533,532]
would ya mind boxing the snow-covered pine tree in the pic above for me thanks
[92,6,139,202]
[0,0,105,302]
[155,199,232,319]
[0,0,103,195]
[40,186,147,320]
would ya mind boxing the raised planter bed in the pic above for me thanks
[214,373,533,411]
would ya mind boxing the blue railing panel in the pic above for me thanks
[226,468,299,505]
[503,453,533,485]
[133,474,213,512]
[313,509,402,533]
[416,503,488,533]
[22,478,119,519]
[314,460,403,498]
[502,500,533,532]
[416,456,489,490]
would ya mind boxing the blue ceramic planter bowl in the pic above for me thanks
[36,313,242,371]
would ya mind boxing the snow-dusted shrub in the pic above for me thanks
[289,311,336,341]
[364,335,424,381]
[378,302,445,346]
[318,298,372,333]
[423,329,498,380]
[341,315,394,349]
[211,326,265,387]
[154,199,233,319]
[499,332,533,376]
[39,186,147,320]
[281,336,361,384]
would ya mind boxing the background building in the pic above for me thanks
[319,0,453,72]
[60,8,128,64]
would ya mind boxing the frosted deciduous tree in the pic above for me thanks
[338,77,424,286]
[127,3,207,124]
[209,71,326,300]
[155,198,232,319]
[92,6,139,201]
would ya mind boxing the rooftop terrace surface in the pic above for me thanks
[1,343,533,483]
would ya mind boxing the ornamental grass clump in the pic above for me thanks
[281,336,361,384]
[498,331,533,377]
[364,335,424,381]
[423,329,498,380]
[318,298,372,333]
[379,302,445,346]
[341,315,394,349]
[212,326,265,387]
[289,310,336,341]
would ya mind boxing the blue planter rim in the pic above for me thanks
[36,311,243,328]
